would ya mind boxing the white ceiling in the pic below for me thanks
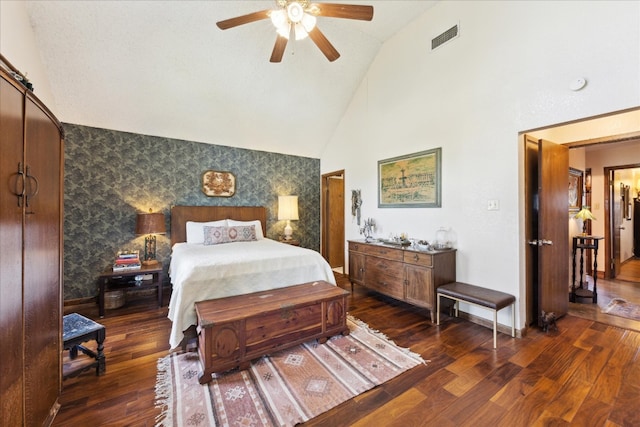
[24,1,437,158]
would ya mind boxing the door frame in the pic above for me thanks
[521,107,640,333]
[321,170,345,270]
[603,162,640,279]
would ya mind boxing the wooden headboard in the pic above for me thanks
[170,205,267,246]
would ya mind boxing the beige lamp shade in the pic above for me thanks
[135,212,166,235]
[278,196,299,240]
[278,196,299,221]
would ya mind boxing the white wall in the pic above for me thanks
[0,1,56,109]
[321,1,640,329]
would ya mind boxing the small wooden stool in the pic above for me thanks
[63,313,106,379]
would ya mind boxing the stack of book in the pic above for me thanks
[113,250,141,272]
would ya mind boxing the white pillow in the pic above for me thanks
[185,220,228,244]
[227,219,264,239]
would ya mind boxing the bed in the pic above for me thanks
[167,205,336,349]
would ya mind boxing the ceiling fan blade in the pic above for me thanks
[310,3,374,21]
[308,27,340,62]
[270,35,288,63]
[216,10,271,30]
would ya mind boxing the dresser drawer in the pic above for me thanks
[367,272,404,299]
[362,244,404,260]
[403,251,433,267]
[349,241,366,253]
[245,303,323,355]
[365,257,404,299]
[366,256,404,277]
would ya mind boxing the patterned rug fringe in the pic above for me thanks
[346,314,426,364]
[154,352,174,427]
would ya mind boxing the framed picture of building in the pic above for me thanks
[378,148,441,208]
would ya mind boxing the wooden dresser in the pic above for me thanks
[348,240,456,322]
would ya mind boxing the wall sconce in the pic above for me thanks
[135,210,166,265]
[278,195,299,240]
[574,206,595,236]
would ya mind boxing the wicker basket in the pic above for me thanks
[104,290,125,309]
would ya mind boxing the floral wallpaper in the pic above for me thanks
[63,124,320,300]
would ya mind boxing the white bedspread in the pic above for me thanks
[167,239,336,349]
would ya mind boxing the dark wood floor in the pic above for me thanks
[569,265,640,332]
[56,274,640,426]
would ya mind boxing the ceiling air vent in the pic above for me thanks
[431,24,459,51]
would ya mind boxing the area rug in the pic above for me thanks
[601,298,640,321]
[155,316,424,427]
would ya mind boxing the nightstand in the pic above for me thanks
[98,263,163,317]
[279,238,300,246]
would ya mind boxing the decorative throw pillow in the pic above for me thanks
[227,219,264,239]
[203,226,230,245]
[202,225,257,245]
[186,220,228,244]
[226,225,257,242]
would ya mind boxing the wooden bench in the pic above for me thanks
[436,282,515,348]
[195,281,349,384]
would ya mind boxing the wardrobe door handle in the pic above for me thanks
[10,162,26,207]
[24,165,39,208]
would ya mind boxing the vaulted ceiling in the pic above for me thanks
[24,1,437,158]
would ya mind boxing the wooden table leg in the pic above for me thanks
[99,278,106,318]
[96,326,106,375]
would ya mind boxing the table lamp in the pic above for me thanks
[135,210,166,265]
[278,195,299,240]
[574,206,595,236]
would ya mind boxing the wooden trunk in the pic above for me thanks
[195,281,349,384]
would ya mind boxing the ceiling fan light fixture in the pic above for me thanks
[293,22,308,40]
[270,9,290,38]
[287,2,305,23]
[301,13,316,32]
[293,14,316,40]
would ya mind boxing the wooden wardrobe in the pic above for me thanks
[0,62,64,426]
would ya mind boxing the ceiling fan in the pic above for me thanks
[216,1,374,63]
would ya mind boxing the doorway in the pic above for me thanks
[523,108,640,330]
[603,164,640,283]
[321,170,345,273]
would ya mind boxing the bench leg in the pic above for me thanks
[511,302,516,338]
[437,293,441,325]
[493,310,498,349]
